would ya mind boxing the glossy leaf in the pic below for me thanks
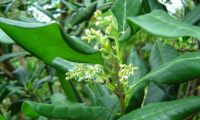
[119,96,200,120]
[128,52,200,107]
[145,41,179,105]
[128,10,200,39]
[183,4,200,24]
[51,57,76,72]
[97,2,113,12]
[149,41,179,70]
[22,101,112,120]
[57,71,79,102]
[65,35,97,54]
[143,52,200,84]
[82,83,119,120]
[66,2,97,27]
[111,0,142,32]
[0,17,103,64]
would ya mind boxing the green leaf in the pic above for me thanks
[126,47,148,111]
[142,0,166,13]
[111,0,142,32]
[144,41,179,104]
[183,4,200,24]
[149,41,179,70]
[65,35,97,54]
[119,96,200,120]
[129,52,200,102]
[51,57,76,72]
[0,113,5,120]
[66,2,97,27]
[22,101,111,120]
[0,84,9,103]
[143,52,200,84]
[50,93,84,106]
[82,83,119,120]
[0,28,14,44]
[128,10,200,39]
[127,47,148,85]
[0,17,103,64]
[111,0,142,41]
[57,71,79,102]
[97,2,113,13]
[0,51,27,63]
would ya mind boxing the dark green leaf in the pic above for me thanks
[22,101,112,120]
[12,67,30,85]
[144,52,200,84]
[127,47,148,85]
[119,96,200,120]
[0,17,103,64]
[66,2,97,27]
[149,41,179,70]
[0,85,9,103]
[111,0,142,32]
[145,41,179,105]
[125,47,148,111]
[97,2,112,13]
[57,71,79,102]
[142,0,166,13]
[129,52,200,103]
[64,35,97,54]
[0,52,27,63]
[128,10,200,39]
[82,83,119,120]
[51,57,78,72]
[61,0,78,11]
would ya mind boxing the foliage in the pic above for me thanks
[0,0,200,120]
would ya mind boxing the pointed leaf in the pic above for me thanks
[145,41,179,104]
[120,96,200,120]
[128,10,200,39]
[149,41,179,70]
[0,17,103,64]
[144,52,200,84]
[129,52,200,105]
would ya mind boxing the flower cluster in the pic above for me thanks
[118,64,138,83]
[81,28,110,51]
[94,10,113,35]
[65,64,109,83]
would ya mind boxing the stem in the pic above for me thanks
[114,72,126,116]
[112,59,125,116]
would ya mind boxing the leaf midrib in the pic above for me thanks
[146,13,200,38]
[142,56,200,82]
